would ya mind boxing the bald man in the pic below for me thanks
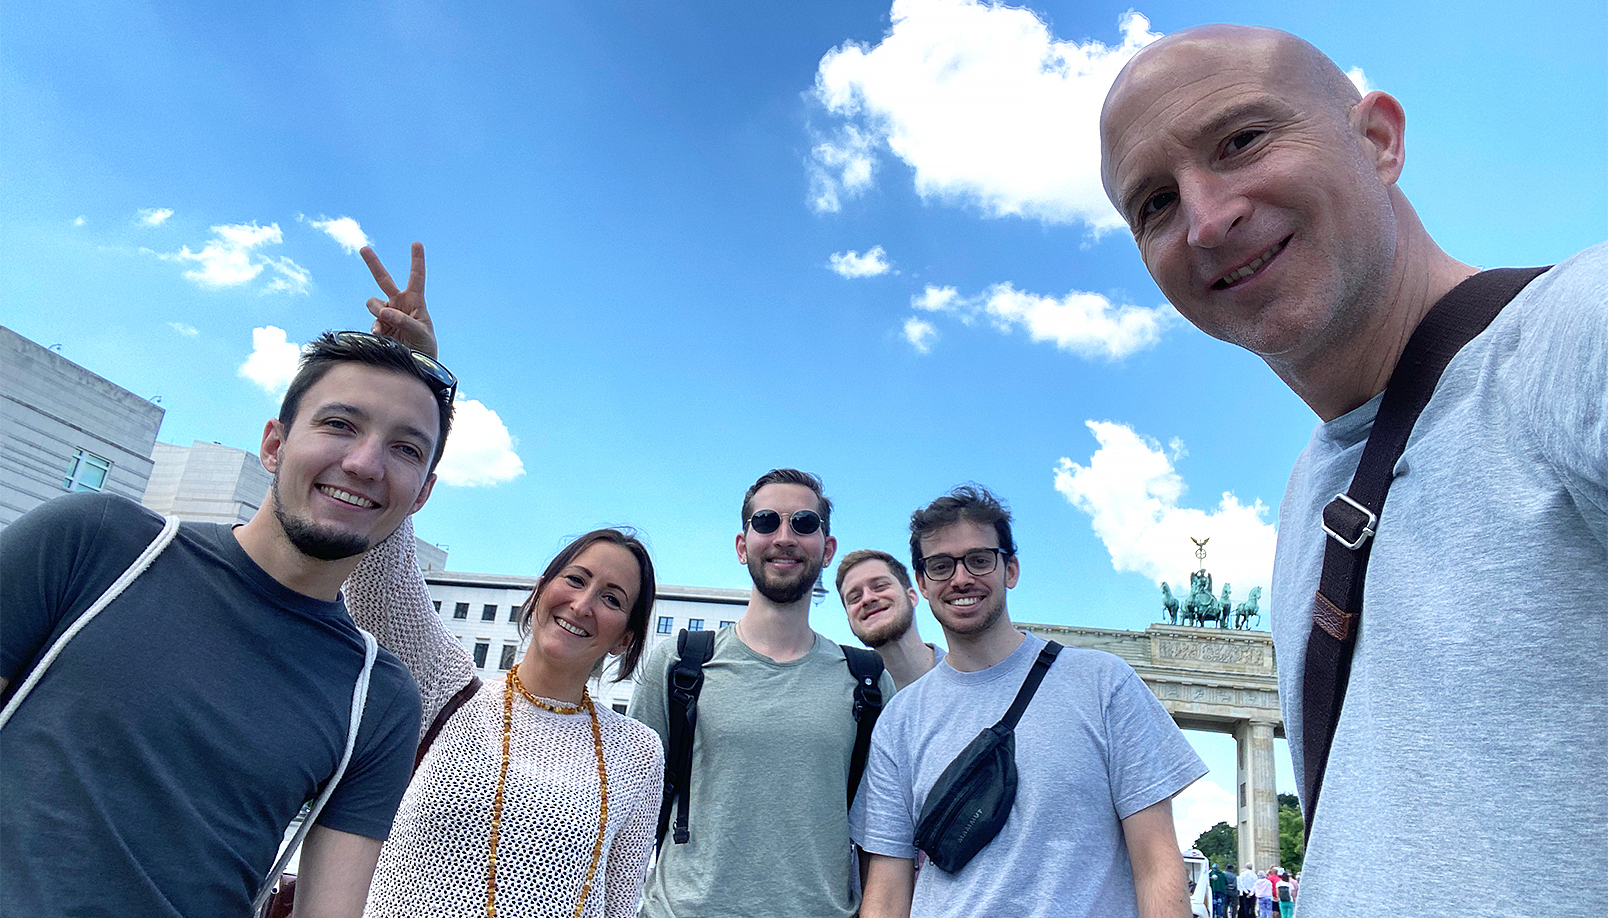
[1101,26,1605,916]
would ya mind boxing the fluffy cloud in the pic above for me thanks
[238,326,303,394]
[72,216,87,227]
[1172,777,1236,853]
[167,321,199,337]
[138,207,174,226]
[903,316,938,353]
[829,245,891,278]
[435,396,525,487]
[908,282,1171,358]
[1347,66,1372,94]
[157,222,308,294]
[304,215,372,254]
[811,2,1159,232]
[1054,421,1276,610]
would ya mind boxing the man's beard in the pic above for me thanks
[854,600,914,648]
[748,551,824,605]
[272,473,371,562]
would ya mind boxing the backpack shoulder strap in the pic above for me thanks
[997,641,1061,731]
[841,645,885,807]
[656,628,714,848]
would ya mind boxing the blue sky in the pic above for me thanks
[5,0,1602,847]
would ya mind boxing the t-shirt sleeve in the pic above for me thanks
[849,704,919,858]
[1103,663,1208,820]
[313,654,424,840]
[626,638,674,749]
[0,494,160,684]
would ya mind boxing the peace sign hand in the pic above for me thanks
[361,242,438,359]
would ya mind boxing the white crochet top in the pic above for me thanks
[346,519,665,918]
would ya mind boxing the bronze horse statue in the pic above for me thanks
[1160,582,1180,625]
[1233,586,1263,630]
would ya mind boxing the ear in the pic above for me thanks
[821,534,838,568]
[905,586,920,609]
[1003,555,1020,589]
[409,472,437,514]
[1352,90,1406,185]
[260,419,285,473]
[609,631,634,657]
[735,531,748,564]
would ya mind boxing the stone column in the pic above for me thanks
[1234,719,1279,871]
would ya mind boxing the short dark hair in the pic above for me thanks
[835,549,912,596]
[740,468,833,536]
[277,331,455,472]
[514,528,656,682]
[909,483,1017,576]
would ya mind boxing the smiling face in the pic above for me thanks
[915,520,1017,638]
[261,362,439,561]
[1100,26,1401,371]
[737,482,838,605]
[840,558,919,648]
[527,541,641,672]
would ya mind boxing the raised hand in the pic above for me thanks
[361,242,437,359]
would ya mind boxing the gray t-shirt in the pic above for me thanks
[629,626,893,918]
[851,632,1207,917]
[1272,245,1608,916]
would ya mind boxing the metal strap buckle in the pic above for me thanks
[1321,493,1377,550]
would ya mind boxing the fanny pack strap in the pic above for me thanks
[998,641,1062,730]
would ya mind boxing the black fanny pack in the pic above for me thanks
[914,641,1061,873]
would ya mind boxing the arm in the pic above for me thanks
[603,729,666,918]
[290,825,383,918]
[360,243,437,358]
[1121,797,1191,918]
[859,853,915,918]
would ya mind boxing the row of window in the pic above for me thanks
[434,600,520,622]
[471,641,520,671]
[654,616,736,634]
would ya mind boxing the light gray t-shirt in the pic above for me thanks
[851,632,1206,917]
[629,626,893,918]
[1272,245,1608,917]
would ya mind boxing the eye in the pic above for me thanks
[564,573,585,588]
[1140,189,1177,222]
[323,417,355,432]
[1224,129,1261,155]
[603,593,625,610]
[395,443,424,460]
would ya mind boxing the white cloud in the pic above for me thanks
[167,321,199,337]
[811,3,1159,232]
[72,216,87,227]
[1347,66,1372,94]
[158,222,290,289]
[1054,421,1276,612]
[435,395,525,487]
[304,215,372,254]
[138,207,174,226]
[239,326,303,395]
[910,282,1172,359]
[903,316,938,353]
[1173,776,1236,852]
[808,125,877,213]
[262,256,312,296]
[829,245,891,278]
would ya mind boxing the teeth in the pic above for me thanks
[555,618,590,637]
[950,597,979,607]
[1219,239,1287,287]
[319,486,375,508]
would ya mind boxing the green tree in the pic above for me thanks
[1277,796,1305,873]
[1193,821,1237,867]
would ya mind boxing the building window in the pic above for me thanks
[452,602,469,620]
[612,703,628,714]
[482,603,498,622]
[656,616,673,634]
[509,604,520,622]
[62,449,111,493]
[688,618,705,632]
[433,600,442,613]
[719,620,735,629]
[499,644,517,670]
[473,641,489,669]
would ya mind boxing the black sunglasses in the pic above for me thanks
[746,508,824,536]
[332,331,458,402]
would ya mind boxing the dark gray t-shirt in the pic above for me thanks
[0,493,421,918]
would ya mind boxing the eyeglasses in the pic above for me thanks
[745,509,823,536]
[331,331,458,403]
[919,548,1007,581]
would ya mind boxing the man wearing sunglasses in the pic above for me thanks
[1,245,449,917]
[631,468,894,918]
[852,484,1206,918]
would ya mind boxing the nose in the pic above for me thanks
[340,435,387,480]
[948,564,978,589]
[1182,171,1250,249]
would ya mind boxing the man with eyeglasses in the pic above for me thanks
[631,468,894,918]
[852,484,1206,918]
[1,245,449,917]
[837,549,944,691]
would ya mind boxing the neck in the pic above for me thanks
[875,627,938,691]
[1271,193,1478,422]
[735,590,817,662]
[232,509,363,602]
[514,651,589,705]
[941,614,1025,673]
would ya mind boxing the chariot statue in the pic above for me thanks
[1159,538,1261,629]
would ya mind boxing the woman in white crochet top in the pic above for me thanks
[346,522,665,918]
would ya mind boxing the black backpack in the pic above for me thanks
[655,627,885,849]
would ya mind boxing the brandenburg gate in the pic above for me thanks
[1022,615,1282,870]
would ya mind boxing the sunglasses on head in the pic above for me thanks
[331,331,458,403]
[745,508,823,536]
